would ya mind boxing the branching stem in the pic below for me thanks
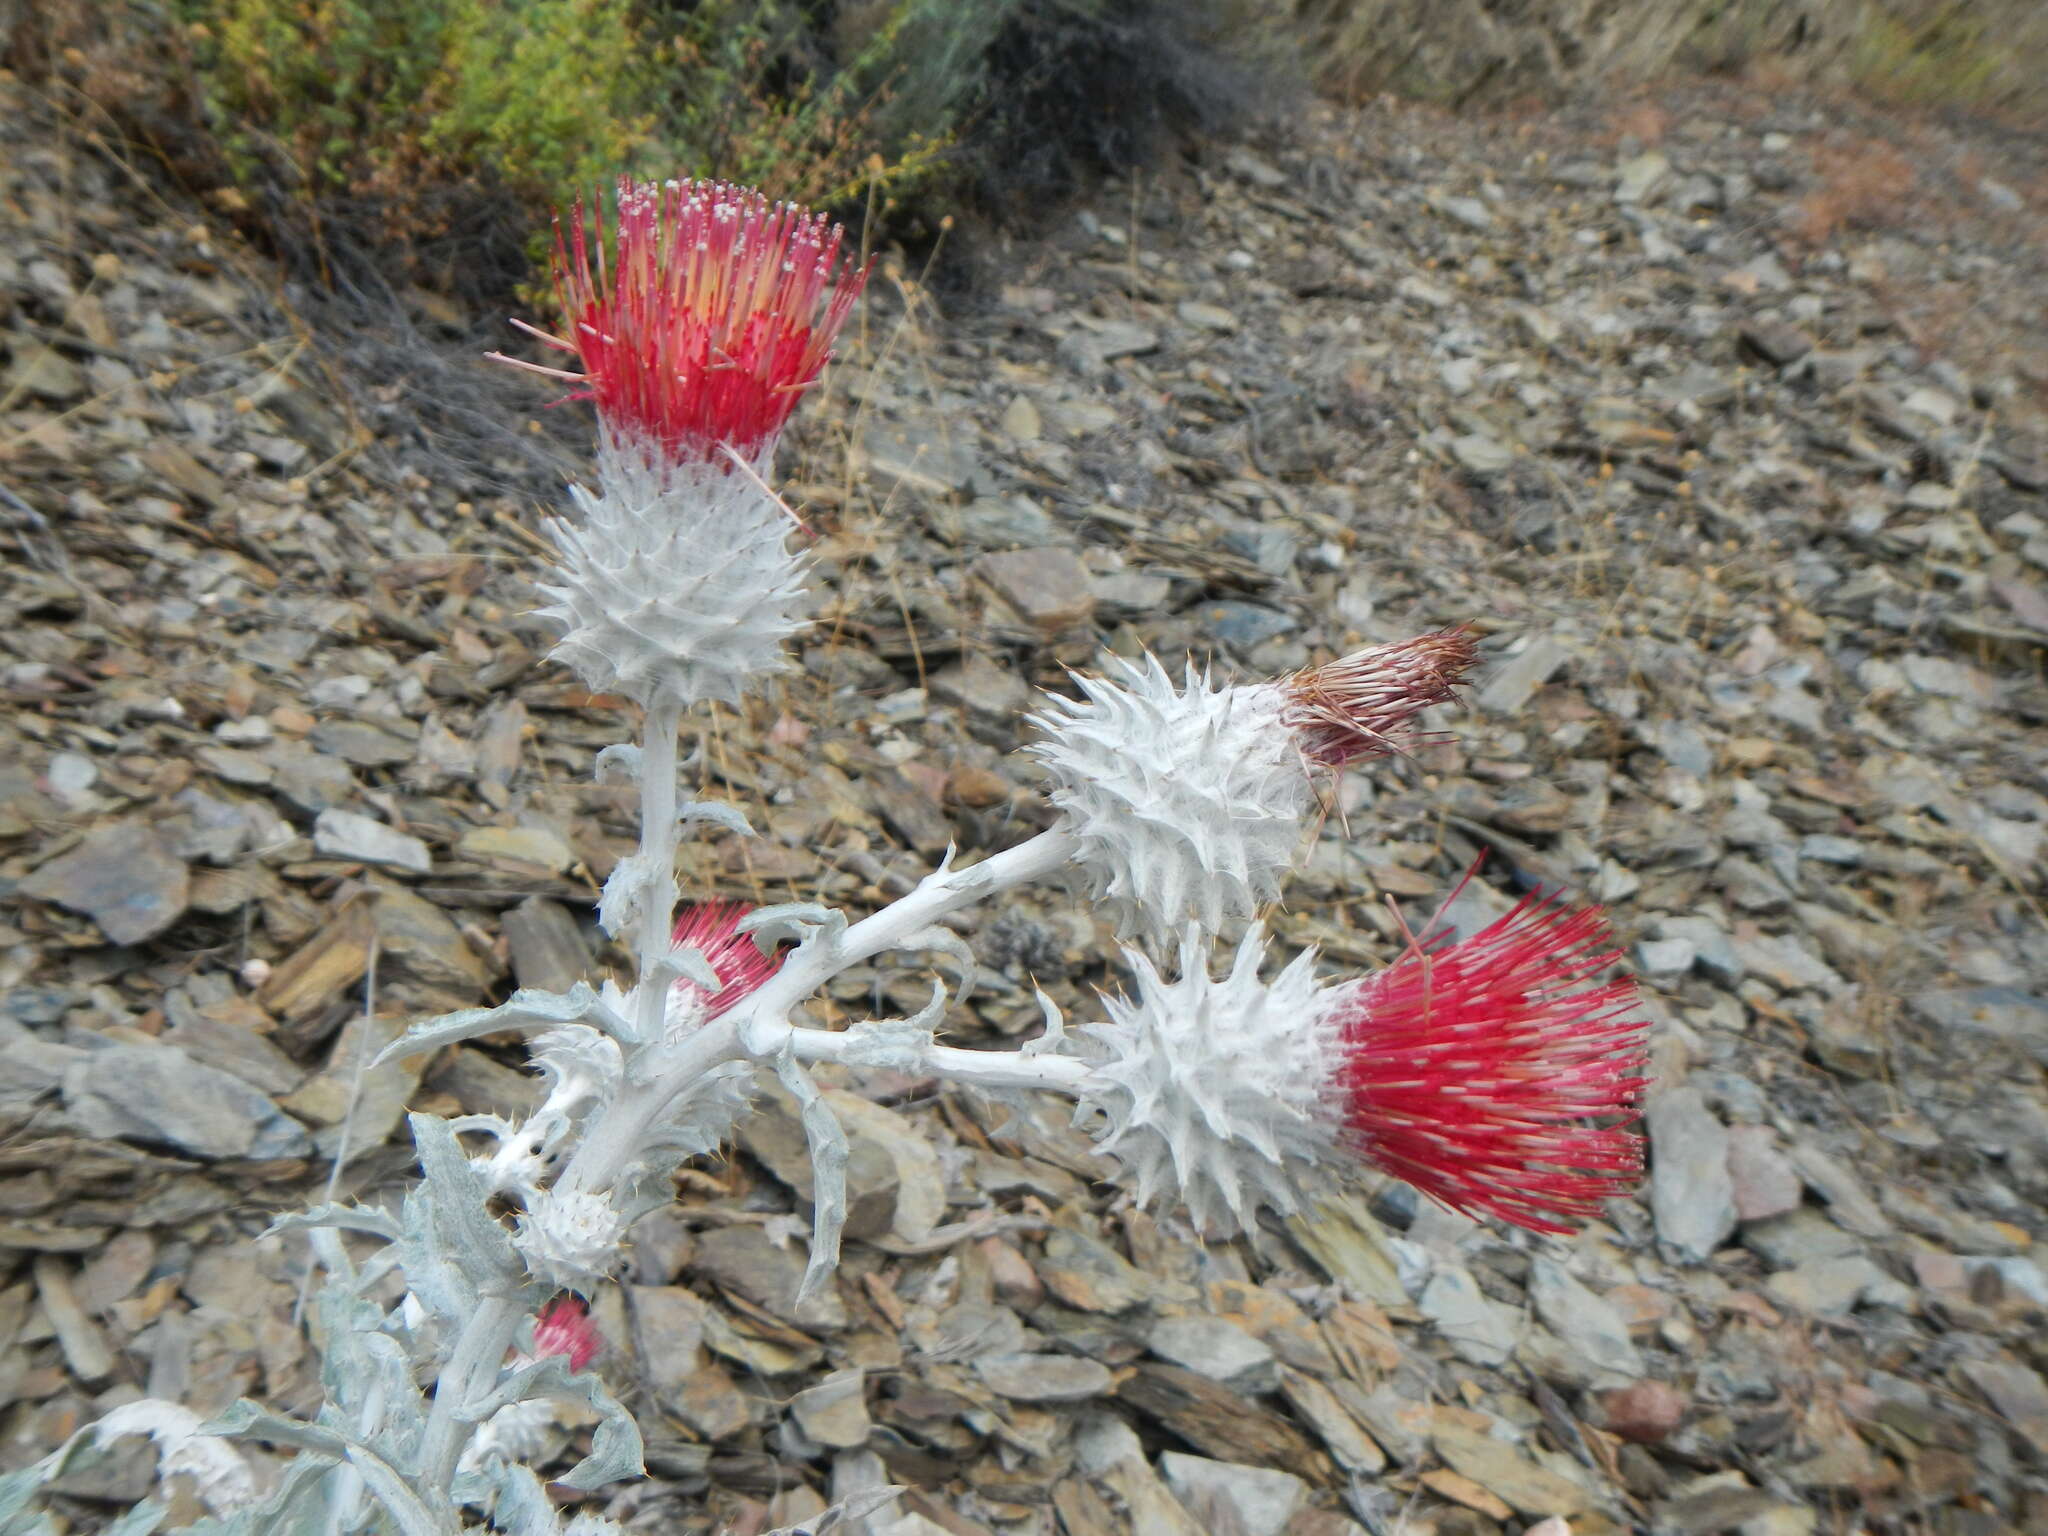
[787,1025,1095,1094]
[557,827,1080,1199]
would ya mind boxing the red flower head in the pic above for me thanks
[671,900,782,1019]
[494,178,868,465]
[532,1295,603,1373]
[1279,627,1479,769]
[1330,885,1649,1235]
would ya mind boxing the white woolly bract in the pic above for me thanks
[531,1025,622,1114]
[1074,926,1343,1232]
[478,1025,623,1199]
[458,1397,558,1475]
[513,1189,628,1290]
[1029,657,1311,947]
[538,441,808,706]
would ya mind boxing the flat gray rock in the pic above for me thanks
[313,808,432,874]
[1647,1087,1736,1263]
[63,1044,310,1160]
[1527,1258,1643,1386]
[1158,1451,1306,1536]
[1418,1262,1523,1367]
[1147,1315,1279,1394]
[970,1352,1113,1402]
[19,821,189,946]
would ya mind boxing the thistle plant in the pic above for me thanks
[0,178,1650,1534]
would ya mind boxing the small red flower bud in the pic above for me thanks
[1330,885,1649,1235]
[1280,627,1478,768]
[671,900,782,1018]
[495,177,868,463]
[532,1295,603,1373]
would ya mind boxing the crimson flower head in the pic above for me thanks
[495,177,868,465]
[532,1295,602,1373]
[1330,887,1649,1235]
[671,900,782,1019]
[1280,627,1478,768]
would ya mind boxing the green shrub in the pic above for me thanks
[1847,4,2001,109]
[188,0,656,224]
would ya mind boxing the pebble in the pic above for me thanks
[1196,600,1298,648]
[789,1369,871,1448]
[1177,301,1239,333]
[1601,1380,1687,1443]
[999,394,1042,442]
[1764,1255,1896,1315]
[1450,430,1514,475]
[1614,150,1671,204]
[1431,1425,1590,1517]
[1724,1126,1802,1223]
[456,825,574,873]
[1742,1207,1864,1270]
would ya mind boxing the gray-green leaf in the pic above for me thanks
[370,984,624,1069]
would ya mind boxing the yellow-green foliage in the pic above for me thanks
[1848,4,2001,109]
[183,0,954,245]
[191,0,655,215]
[59,0,1253,287]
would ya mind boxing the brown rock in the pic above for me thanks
[1420,1469,1513,1522]
[1115,1363,1332,1481]
[948,764,1013,809]
[1725,1124,1802,1223]
[1431,1424,1591,1516]
[1739,320,1814,367]
[979,1237,1043,1311]
[693,1224,848,1332]
[972,547,1097,635]
[1601,1379,1687,1443]
[1036,1227,1150,1314]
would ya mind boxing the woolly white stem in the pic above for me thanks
[787,1026,1095,1094]
[634,690,685,1042]
[417,1293,525,1495]
[555,828,1079,1200]
[320,1374,386,1536]
[738,828,1080,1054]
[553,1015,744,1202]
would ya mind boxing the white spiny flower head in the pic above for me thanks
[537,439,809,707]
[1029,653,1313,947]
[1074,924,1344,1233]
[512,1188,628,1290]
[563,1517,626,1536]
